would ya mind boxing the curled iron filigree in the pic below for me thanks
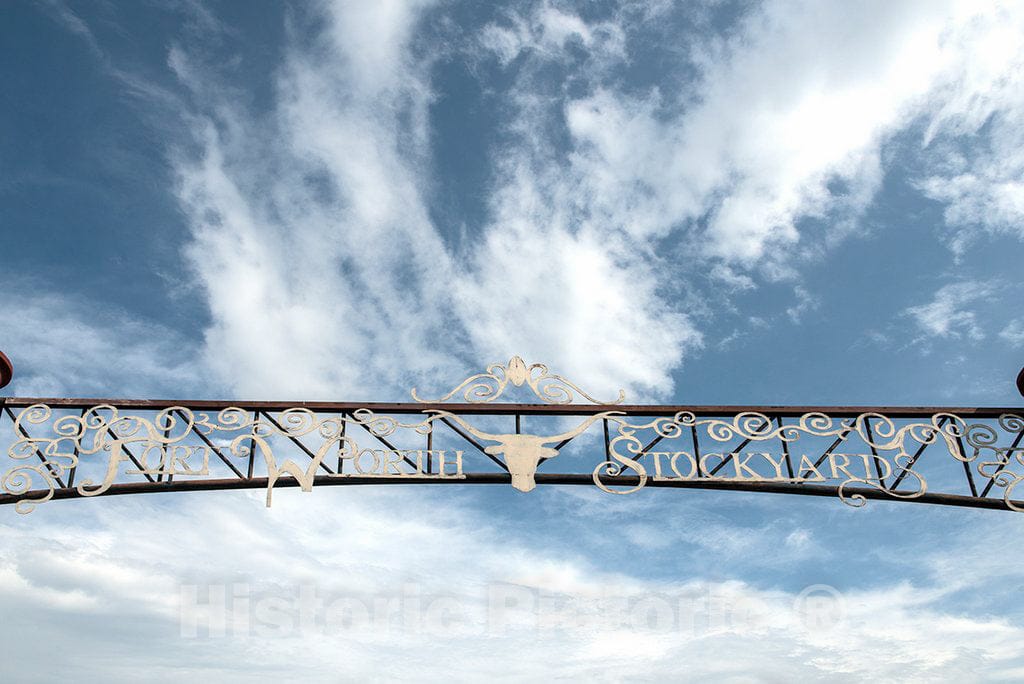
[609,414,687,439]
[411,356,625,405]
[836,451,928,508]
[349,409,437,437]
[4,405,83,512]
[2,465,53,514]
[968,413,1024,510]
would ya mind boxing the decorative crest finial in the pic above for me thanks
[411,356,626,405]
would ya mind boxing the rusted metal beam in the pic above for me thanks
[3,473,1023,512]
[2,397,1020,418]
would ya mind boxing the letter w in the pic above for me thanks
[249,436,329,507]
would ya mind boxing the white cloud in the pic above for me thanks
[1000,319,1024,348]
[19,0,1024,407]
[543,0,1024,272]
[479,3,625,66]
[554,1,949,266]
[446,0,1024,398]
[786,285,820,324]
[904,280,995,341]
[162,0,1024,402]
[454,214,701,399]
[917,2,1024,252]
[3,492,1024,680]
[169,0,702,401]
[35,0,102,56]
[702,0,1024,262]
[0,287,206,397]
[718,329,743,350]
[710,264,757,292]
[171,1,463,400]
[449,137,703,397]
[920,171,1024,252]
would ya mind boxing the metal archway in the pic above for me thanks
[2,356,1023,514]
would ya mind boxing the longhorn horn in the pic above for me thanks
[426,410,500,442]
[540,411,622,444]
[426,410,621,445]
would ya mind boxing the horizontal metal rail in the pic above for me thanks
[3,473,1022,512]
[2,397,1021,418]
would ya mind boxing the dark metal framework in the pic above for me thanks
[3,396,1024,513]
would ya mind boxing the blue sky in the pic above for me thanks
[3,0,1024,680]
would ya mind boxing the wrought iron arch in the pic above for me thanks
[3,356,1024,514]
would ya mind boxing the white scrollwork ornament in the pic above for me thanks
[411,356,626,405]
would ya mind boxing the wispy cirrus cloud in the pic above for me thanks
[171,1,463,400]
[169,0,703,401]
[0,286,206,397]
[999,319,1024,348]
[903,280,996,343]
[19,0,1024,402]
[479,3,625,66]
[34,0,103,57]
[544,0,1024,269]
[917,2,1024,254]
[459,0,1024,395]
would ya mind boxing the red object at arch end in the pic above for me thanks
[0,351,12,390]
